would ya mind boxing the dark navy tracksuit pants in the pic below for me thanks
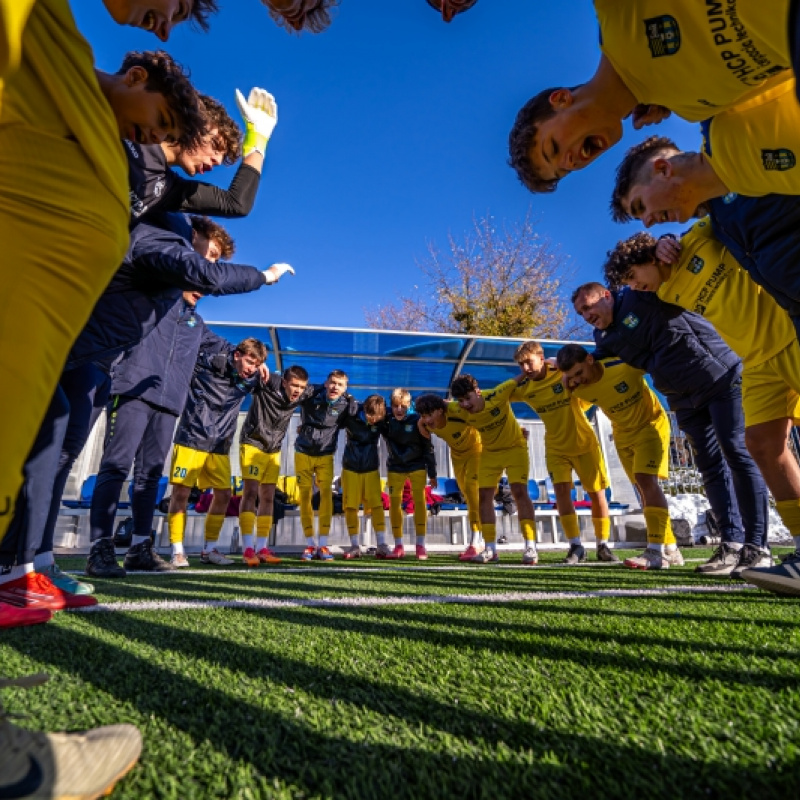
[674,377,769,548]
[89,396,176,542]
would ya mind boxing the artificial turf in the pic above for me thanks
[2,550,799,799]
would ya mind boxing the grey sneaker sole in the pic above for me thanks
[742,567,800,596]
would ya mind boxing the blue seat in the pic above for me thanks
[62,475,97,509]
[439,477,460,497]
[126,475,169,508]
[528,479,539,501]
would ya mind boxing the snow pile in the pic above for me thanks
[666,493,792,545]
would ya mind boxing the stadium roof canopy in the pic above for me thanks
[207,322,591,420]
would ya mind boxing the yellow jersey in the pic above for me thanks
[447,380,525,453]
[702,77,800,196]
[0,0,128,220]
[429,412,481,459]
[595,0,790,122]
[511,365,598,456]
[571,359,665,448]
[656,219,795,368]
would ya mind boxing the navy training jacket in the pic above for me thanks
[381,412,436,478]
[593,289,741,411]
[67,220,266,370]
[341,402,383,474]
[294,386,352,457]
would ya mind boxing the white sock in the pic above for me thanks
[203,541,217,552]
[376,532,387,546]
[416,536,425,546]
[665,543,677,553]
[319,535,328,548]
[568,536,581,545]
[255,537,267,552]
[0,563,34,584]
[487,542,497,554]
[349,535,359,547]
[727,541,743,551]
[242,534,254,550]
[34,551,55,571]
[305,536,316,548]
[131,534,151,547]
[648,543,665,553]
[172,542,185,556]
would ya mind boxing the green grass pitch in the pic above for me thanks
[2,549,799,799]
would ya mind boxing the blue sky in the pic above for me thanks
[77,0,696,329]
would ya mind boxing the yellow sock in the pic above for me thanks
[776,498,800,535]
[256,515,272,538]
[592,516,611,542]
[643,507,672,546]
[204,513,225,545]
[239,511,256,538]
[345,509,359,536]
[483,523,496,544]
[370,505,386,533]
[168,511,186,545]
[520,518,536,545]
[561,513,580,542]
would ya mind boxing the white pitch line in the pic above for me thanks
[73,583,756,613]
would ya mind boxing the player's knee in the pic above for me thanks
[745,427,785,463]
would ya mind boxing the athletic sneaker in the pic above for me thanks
[695,542,740,576]
[458,545,483,562]
[257,547,282,565]
[170,553,190,569]
[86,537,126,579]
[242,547,261,568]
[564,543,586,565]
[124,539,175,572]
[416,545,428,561]
[38,563,94,595]
[374,543,393,559]
[471,549,499,564]
[730,543,774,580]
[200,549,234,566]
[742,550,800,596]
[0,572,97,610]
[0,602,52,629]
[316,546,334,561]
[522,546,539,566]
[343,545,362,560]
[0,674,142,799]
[664,548,685,567]
[385,544,405,560]
[596,542,619,563]
[624,548,668,570]
[301,546,316,562]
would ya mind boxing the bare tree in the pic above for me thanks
[365,212,586,339]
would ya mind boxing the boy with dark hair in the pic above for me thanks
[295,370,352,561]
[381,388,437,560]
[260,0,339,33]
[507,2,792,193]
[340,394,388,559]
[511,341,615,564]
[167,338,268,566]
[573,280,770,577]
[556,344,682,570]
[238,364,312,566]
[449,375,537,564]
[604,228,800,588]
[415,392,483,561]
[424,0,478,23]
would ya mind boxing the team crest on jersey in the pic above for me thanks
[644,16,680,57]
[404,424,413,432]
[370,426,377,432]
[490,407,501,417]
[687,256,704,274]
[622,313,640,329]
[614,381,629,394]
[552,383,564,394]
[723,193,738,204]
[762,149,796,171]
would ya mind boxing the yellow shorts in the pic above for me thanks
[341,469,382,510]
[478,443,529,488]
[170,444,231,490]
[240,443,281,485]
[615,415,670,483]
[742,340,800,427]
[546,442,609,493]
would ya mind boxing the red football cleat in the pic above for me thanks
[0,601,52,628]
[0,572,97,610]
[384,544,405,560]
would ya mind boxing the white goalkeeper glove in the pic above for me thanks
[262,263,295,284]
[235,87,278,158]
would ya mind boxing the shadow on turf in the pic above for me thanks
[4,615,797,799]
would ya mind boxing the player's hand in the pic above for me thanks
[263,263,295,284]
[544,357,557,368]
[257,363,270,383]
[630,103,671,129]
[655,235,682,265]
[513,372,527,385]
[561,373,578,392]
[236,87,278,157]
[429,477,438,490]
[522,427,530,440]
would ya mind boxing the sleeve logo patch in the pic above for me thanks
[644,15,681,57]
[490,407,501,417]
[622,313,640,329]
[687,256,705,274]
[552,383,564,394]
[614,381,630,394]
[762,149,796,171]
